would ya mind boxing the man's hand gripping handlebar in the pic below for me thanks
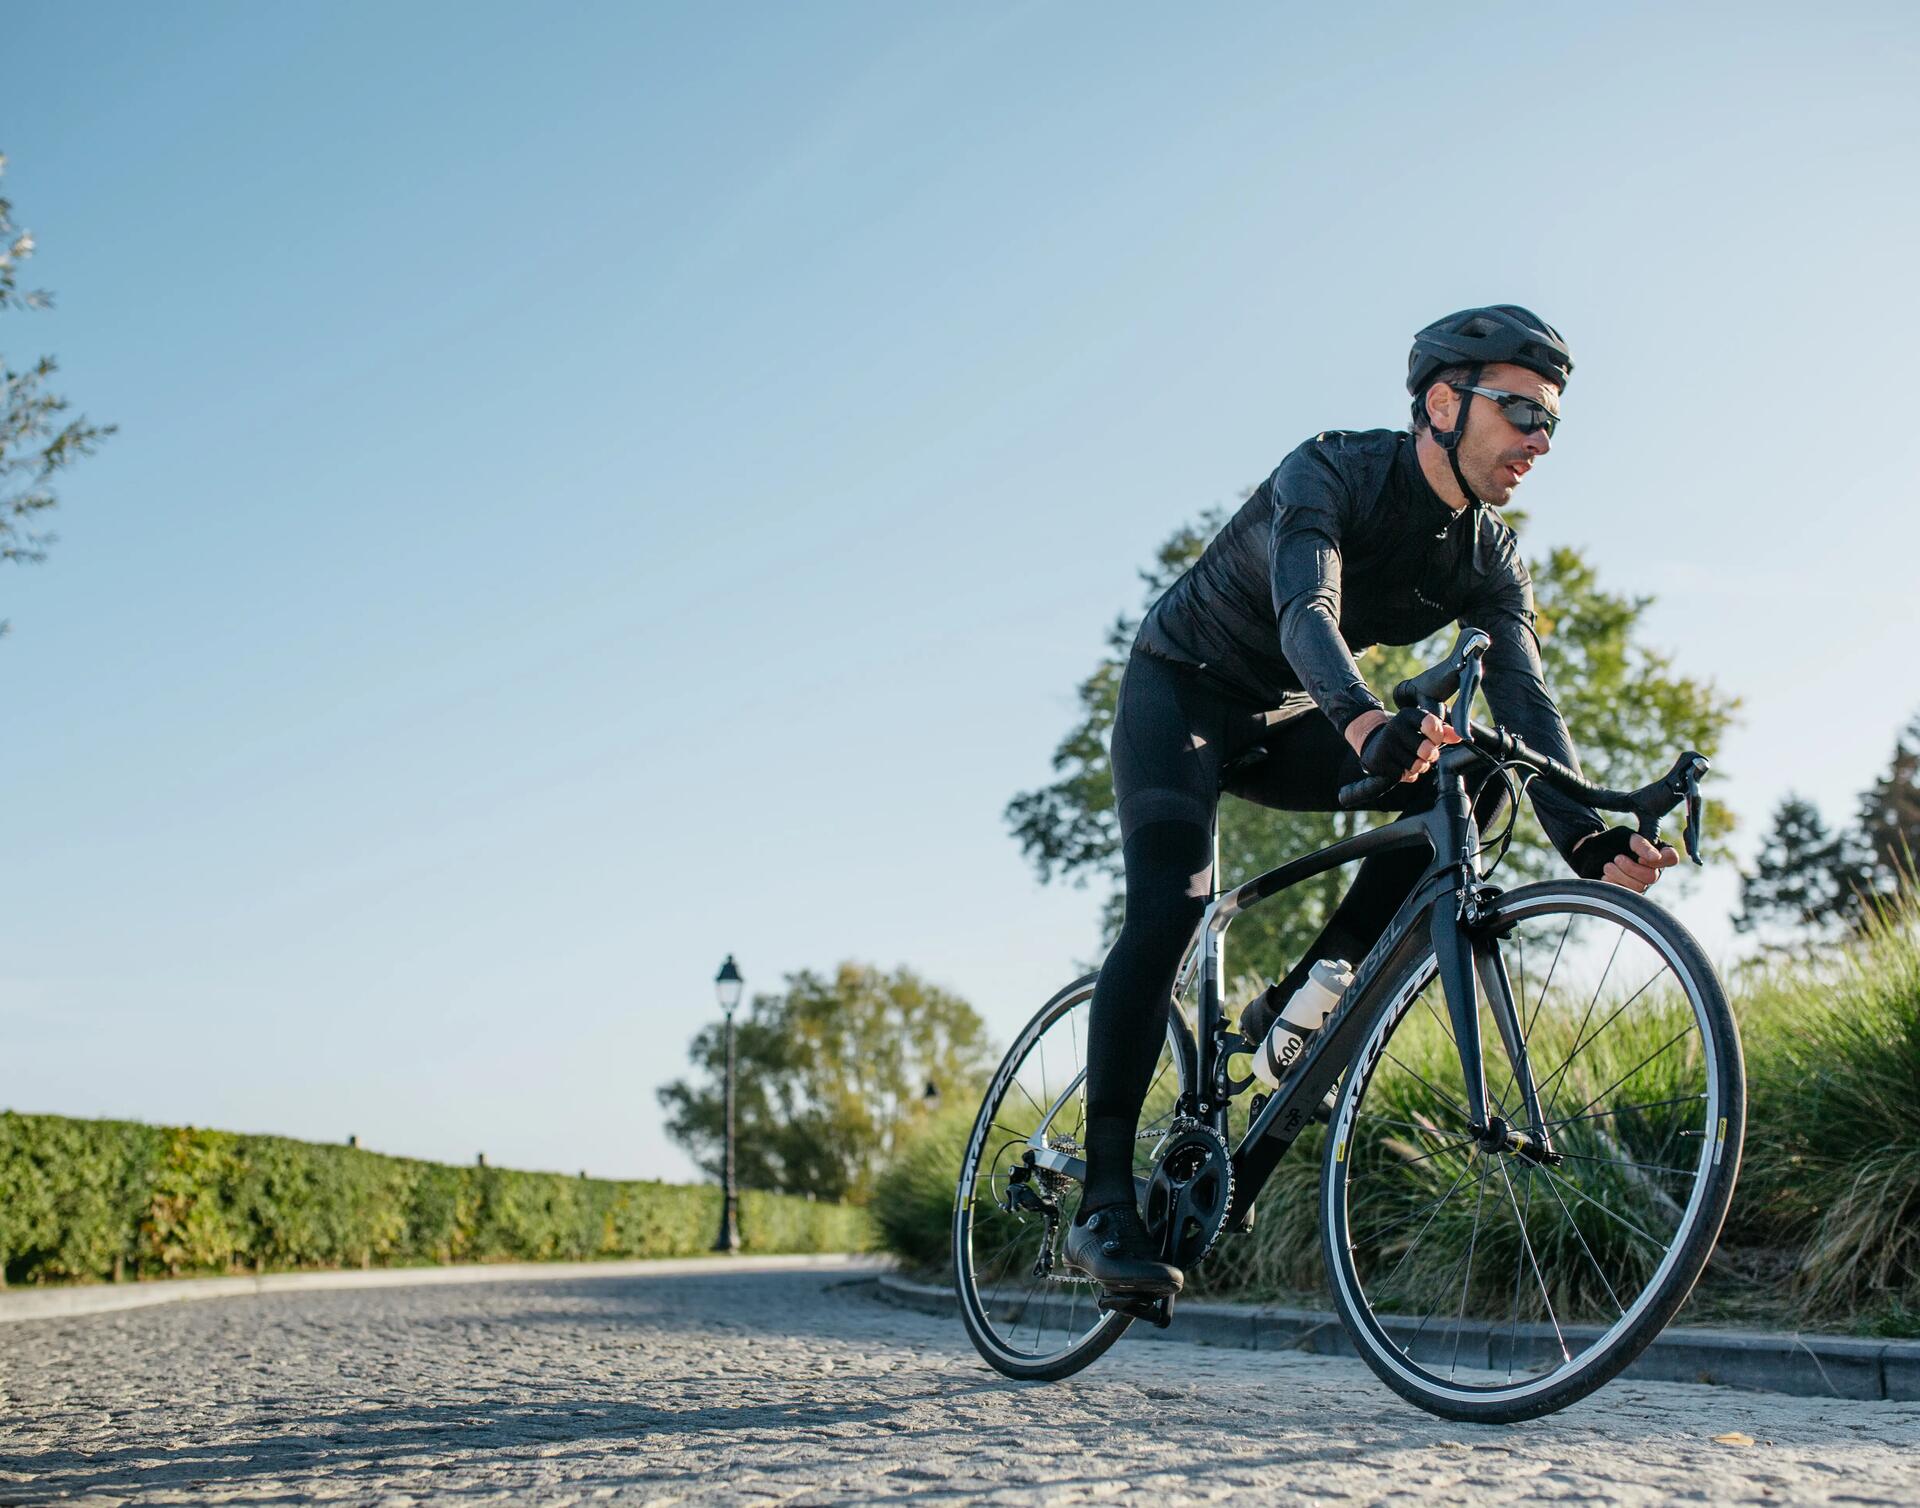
[1333,627,1710,865]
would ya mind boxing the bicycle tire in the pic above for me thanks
[953,971,1193,1382]
[1320,880,1744,1423]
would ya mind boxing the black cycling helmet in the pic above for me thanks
[1408,305,1572,400]
[1408,304,1572,506]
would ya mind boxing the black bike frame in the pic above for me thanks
[1172,664,1551,1228]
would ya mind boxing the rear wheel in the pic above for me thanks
[1322,881,1744,1422]
[953,972,1193,1381]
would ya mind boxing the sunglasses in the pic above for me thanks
[1453,384,1561,438]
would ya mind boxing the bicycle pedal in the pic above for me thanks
[1097,1292,1175,1328]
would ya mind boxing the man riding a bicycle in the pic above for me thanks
[1065,305,1681,1296]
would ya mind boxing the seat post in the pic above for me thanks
[1209,801,1221,902]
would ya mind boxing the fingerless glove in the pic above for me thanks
[1359,707,1435,780]
[1570,826,1640,880]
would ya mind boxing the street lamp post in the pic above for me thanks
[712,954,744,1253]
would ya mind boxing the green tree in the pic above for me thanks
[1856,713,1920,910]
[1735,794,1856,946]
[1,151,115,633]
[1732,715,1919,948]
[1007,499,1739,986]
[657,962,993,1203]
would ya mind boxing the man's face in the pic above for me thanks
[1427,360,1561,506]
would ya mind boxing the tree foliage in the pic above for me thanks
[1006,496,1739,986]
[1,151,115,632]
[656,962,993,1203]
[1738,715,1920,946]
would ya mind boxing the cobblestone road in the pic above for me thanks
[2,1264,1915,1505]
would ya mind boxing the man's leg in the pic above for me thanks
[1080,818,1212,1211]
[1080,653,1226,1212]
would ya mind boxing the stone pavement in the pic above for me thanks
[0,1263,1914,1505]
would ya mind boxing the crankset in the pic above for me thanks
[1142,1124,1235,1270]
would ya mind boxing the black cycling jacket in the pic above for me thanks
[1136,428,1605,861]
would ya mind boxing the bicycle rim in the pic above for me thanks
[1323,882,1744,1421]
[953,973,1190,1380]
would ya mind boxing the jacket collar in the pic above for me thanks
[1399,432,1471,539]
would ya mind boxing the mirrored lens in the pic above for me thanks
[1500,397,1557,436]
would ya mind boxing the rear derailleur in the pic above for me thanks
[1001,1158,1065,1279]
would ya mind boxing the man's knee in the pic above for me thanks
[1119,819,1213,933]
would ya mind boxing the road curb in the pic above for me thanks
[871,1272,1920,1402]
[0,1253,888,1325]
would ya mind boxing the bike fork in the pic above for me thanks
[1432,907,1558,1161]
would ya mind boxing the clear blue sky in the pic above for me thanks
[4,3,1916,1182]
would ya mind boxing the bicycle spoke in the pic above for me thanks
[1538,1092,1708,1134]
[1354,1112,1465,1139]
[1557,1028,1696,1131]
[1350,1157,1484,1250]
[1383,1051,1473,1124]
[1505,1168,1537,1383]
[1396,1182,1494,1360]
[1541,929,1625,1125]
[1532,965,1666,1117]
[1345,1135,1477,1184]
[1493,1153,1570,1364]
[1451,1160,1492,1380]
[1556,1151,1697,1179]
[1532,1164,1628,1318]
[1531,913,1574,1039]
[1534,1162,1670,1252]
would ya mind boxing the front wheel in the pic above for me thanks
[1321,881,1745,1423]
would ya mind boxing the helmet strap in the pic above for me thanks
[1432,363,1482,507]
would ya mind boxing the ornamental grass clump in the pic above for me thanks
[1737,896,1920,1328]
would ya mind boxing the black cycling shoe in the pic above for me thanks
[1063,1203,1184,1296]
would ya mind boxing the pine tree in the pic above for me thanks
[1856,713,1920,909]
[1735,794,1855,945]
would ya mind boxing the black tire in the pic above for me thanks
[1320,881,1745,1423]
[953,972,1194,1382]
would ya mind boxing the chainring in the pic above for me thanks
[1142,1124,1235,1269]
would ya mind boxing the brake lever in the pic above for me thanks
[1632,751,1710,865]
[1682,757,1708,866]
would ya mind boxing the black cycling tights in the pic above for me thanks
[1078,651,1505,1215]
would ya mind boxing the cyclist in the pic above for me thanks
[1064,305,1680,1297]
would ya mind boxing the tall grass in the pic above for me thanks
[872,894,1920,1336]
[1733,899,1920,1327]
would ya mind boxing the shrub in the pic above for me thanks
[0,1113,872,1285]
[870,1103,976,1273]
[1735,899,1920,1326]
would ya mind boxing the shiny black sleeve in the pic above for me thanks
[1268,441,1385,734]
[1470,543,1607,864]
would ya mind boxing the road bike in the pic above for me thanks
[952,627,1744,1422]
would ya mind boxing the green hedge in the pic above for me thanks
[0,1113,872,1286]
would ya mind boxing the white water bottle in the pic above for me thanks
[1250,959,1354,1091]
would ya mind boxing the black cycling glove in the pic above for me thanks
[1570,826,1643,880]
[1358,707,1438,781]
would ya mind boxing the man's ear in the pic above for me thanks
[1424,380,1458,434]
